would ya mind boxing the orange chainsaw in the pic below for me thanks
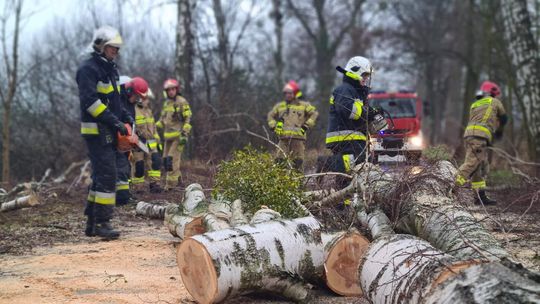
[117,123,149,154]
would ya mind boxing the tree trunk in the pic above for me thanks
[175,0,196,101]
[1,1,22,185]
[164,204,206,240]
[176,216,368,303]
[501,0,540,165]
[271,0,284,87]
[353,161,509,261]
[0,193,39,212]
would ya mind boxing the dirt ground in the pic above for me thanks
[0,161,539,304]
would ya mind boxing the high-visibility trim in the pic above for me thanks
[87,99,107,117]
[147,139,158,149]
[305,119,316,127]
[482,106,493,123]
[295,91,303,98]
[162,105,176,112]
[465,125,492,141]
[470,97,493,109]
[156,121,163,128]
[455,174,468,186]
[345,71,361,80]
[164,130,182,139]
[182,106,192,117]
[349,100,364,120]
[280,127,304,137]
[343,198,351,206]
[472,180,486,189]
[329,96,335,105]
[276,104,310,111]
[96,81,119,94]
[116,182,129,191]
[87,190,96,202]
[148,170,161,177]
[326,130,367,144]
[268,119,277,129]
[306,105,316,112]
[131,176,145,184]
[183,123,192,133]
[135,115,146,125]
[146,117,155,123]
[153,133,161,140]
[81,122,99,135]
[94,191,116,205]
[342,154,353,173]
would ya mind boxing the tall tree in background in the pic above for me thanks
[286,0,364,112]
[501,0,540,163]
[0,0,22,184]
[271,0,284,88]
[176,0,196,102]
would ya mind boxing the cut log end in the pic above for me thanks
[431,260,482,289]
[325,232,370,296]
[177,238,218,304]
[184,216,205,238]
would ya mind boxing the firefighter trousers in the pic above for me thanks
[131,150,162,190]
[84,137,116,223]
[276,138,305,170]
[325,140,367,190]
[457,136,489,189]
[115,151,130,204]
[163,138,184,189]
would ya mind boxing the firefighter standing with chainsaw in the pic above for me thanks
[130,78,163,193]
[76,26,128,239]
[267,80,318,170]
[456,81,507,205]
[156,79,192,190]
[325,56,386,192]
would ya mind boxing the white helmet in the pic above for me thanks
[92,25,123,53]
[339,56,373,80]
[119,75,132,86]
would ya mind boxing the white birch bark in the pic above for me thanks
[0,193,39,212]
[135,201,168,219]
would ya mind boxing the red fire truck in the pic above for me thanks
[368,90,425,163]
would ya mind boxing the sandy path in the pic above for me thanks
[0,225,192,304]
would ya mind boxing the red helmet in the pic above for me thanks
[479,81,501,97]
[163,78,179,90]
[125,77,149,98]
[283,80,302,98]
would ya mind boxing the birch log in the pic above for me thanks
[177,217,369,303]
[0,193,39,212]
[354,161,509,261]
[135,201,169,219]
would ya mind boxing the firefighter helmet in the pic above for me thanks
[283,80,302,98]
[125,77,149,98]
[92,26,123,52]
[338,56,373,81]
[163,79,179,90]
[119,75,132,86]
[479,81,501,97]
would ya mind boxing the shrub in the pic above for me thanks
[213,146,306,218]
[422,144,454,163]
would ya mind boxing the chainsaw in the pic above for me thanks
[117,123,149,154]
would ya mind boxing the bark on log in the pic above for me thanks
[164,204,206,240]
[177,217,369,303]
[0,193,39,212]
[353,161,509,261]
[135,201,169,219]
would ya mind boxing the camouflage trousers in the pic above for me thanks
[457,136,489,189]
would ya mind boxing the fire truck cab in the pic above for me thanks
[368,90,425,163]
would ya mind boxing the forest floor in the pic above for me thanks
[0,159,539,304]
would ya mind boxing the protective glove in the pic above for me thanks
[300,124,308,136]
[179,136,188,145]
[114,121,129,136]
[275,121,284,136]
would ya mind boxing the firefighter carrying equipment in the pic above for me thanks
[116,123,140,152]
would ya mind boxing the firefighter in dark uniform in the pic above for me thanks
[116,75,136,205]
[76,26,129,239]
[325,56,386,195]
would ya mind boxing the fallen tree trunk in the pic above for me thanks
[0,193,39,212]
[353,161,509,261]
[177,216,368,303]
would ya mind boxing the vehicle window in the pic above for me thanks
[369,98,416,118]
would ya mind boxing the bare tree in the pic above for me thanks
[176,0,197,102]
[501,0,540,165]
[271,0,284,87]
[0,0,22,185]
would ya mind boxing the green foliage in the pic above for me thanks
[488,169,521,187]
[213,146,305,218]
[422,144,454,163]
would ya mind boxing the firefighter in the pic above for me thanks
[129,77,163,193]
[156,79,192,190]
[325,56,383,192]
[456,81,507,205]
[267,80,318,170]
[76,26,127,239]
[116,75,136,206]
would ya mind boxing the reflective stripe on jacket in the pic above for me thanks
[267,99,318,140]
[463,96,506,143]
[158,95,192,140]
[135,104,159,151]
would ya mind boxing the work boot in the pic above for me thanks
[95,222,120,239]
[85,216,96,237]
[149,182,163,193]
[475,190,497,205]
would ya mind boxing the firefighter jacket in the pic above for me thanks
[76,53,130,140]
[135,103,160,151]
[267,99,318,140]
[157,95,192,141]
[463,96,506,144]
[326,76,374,149]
